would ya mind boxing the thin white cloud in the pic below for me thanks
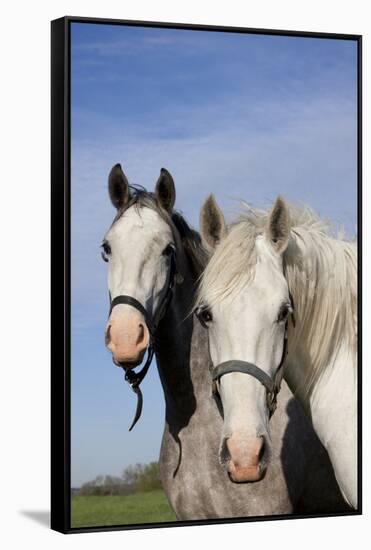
[71,90,356,339]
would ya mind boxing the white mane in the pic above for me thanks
[196,202,357,394]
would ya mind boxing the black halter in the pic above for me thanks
[109,245,177,431]
[209,321,290,418]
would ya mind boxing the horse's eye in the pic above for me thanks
[101,242,111,262]
[196,306,213,328]
[277,303,291,323]
[162,243,175,256]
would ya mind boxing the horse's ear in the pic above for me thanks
[199,194,226,252]
[108,163,130,209]
[155,168,176,213]
[265,196,290,254]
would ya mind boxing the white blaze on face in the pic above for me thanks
[104,206,173,365]
[207,237,290,481]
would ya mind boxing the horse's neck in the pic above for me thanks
[285,344,357,506]
[155,254,209,424]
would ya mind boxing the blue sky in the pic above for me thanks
[70,22,357,487]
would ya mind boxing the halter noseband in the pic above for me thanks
[209,321,289,418]
[109,245,177,430]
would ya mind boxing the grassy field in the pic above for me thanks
[71,489,177,528]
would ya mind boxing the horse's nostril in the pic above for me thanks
[258,436,266,462]
[219,437,231,466]
[105,325,111,345]
[136,323,145,345]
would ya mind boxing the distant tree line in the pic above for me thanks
[79,462,162,496]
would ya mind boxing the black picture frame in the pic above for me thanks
[51,15,362,534]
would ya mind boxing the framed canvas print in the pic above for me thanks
[51,16,362,533]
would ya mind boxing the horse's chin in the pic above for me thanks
[226,460,267,483]
[112,348,147,369]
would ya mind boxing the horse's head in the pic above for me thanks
[103,164,177,368]
[197,195,292,483]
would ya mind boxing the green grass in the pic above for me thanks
[71,490,177,528]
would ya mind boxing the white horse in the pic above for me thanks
[196,194,358,508]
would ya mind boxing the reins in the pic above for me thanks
[109,245,177,430]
